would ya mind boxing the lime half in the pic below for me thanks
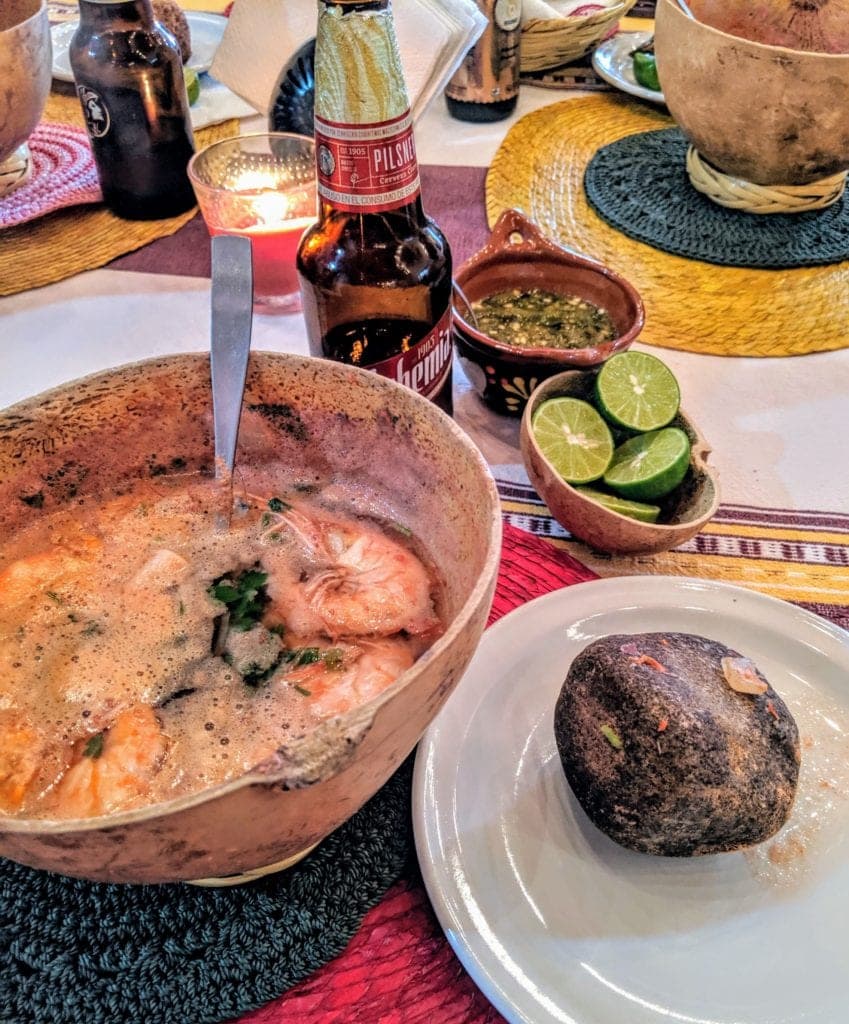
[575,486,661,523]
[184,67,200,106]
[595,351,681,432]
[603,427,691,501]
[531,397,614,485]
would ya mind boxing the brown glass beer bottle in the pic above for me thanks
[445,0,522,123]
[70,0,196,220]
[296,0,454,415]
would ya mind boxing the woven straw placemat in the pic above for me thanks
[584,127,849,268]
[485,95,849,357]
[0,93,238,298]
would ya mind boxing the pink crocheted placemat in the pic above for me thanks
[0,122,100,229]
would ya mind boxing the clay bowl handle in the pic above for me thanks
[483,208,572,261]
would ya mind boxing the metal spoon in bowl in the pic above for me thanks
[210,234,253,529]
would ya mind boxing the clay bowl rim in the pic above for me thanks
[0,351,503,835]
[520,366,720,552]
[663,0,849,61]
[0,0,47,36]
[452,208,645,368]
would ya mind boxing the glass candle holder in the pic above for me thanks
[189,132,316,315]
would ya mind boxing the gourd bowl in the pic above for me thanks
[520,368,720,555]
[654,0,849,185]
[0,0,51,176]
[0,353,502,884]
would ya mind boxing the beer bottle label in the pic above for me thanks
[314,109,422,214]
[365,306,452,403]
[76,85,111,139]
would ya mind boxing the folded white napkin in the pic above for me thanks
[210,0,487,122]
[190,74,257,130]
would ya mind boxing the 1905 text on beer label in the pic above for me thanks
[315,110,421,214]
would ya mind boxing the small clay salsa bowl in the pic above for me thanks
[453,209,645,415]
[520,368,719,555]
[0,353,501,884]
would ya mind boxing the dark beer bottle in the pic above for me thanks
[445,0,522,123]
[296,0,454,415]
[70,0,196,220]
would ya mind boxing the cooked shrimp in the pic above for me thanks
[262,506,438,639]
[0,714,45,814]
[279,639,415,719]
[52,705,169,818]
[0,535,101,609]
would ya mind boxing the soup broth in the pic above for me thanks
[0,471,443,820]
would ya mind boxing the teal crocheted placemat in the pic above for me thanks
[0,759,412,1024]
[584,128,849,269]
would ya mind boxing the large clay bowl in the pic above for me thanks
[520,368,719,555]
[0,0,51,163]
[654,0,849,184]
[453,209,644,416]
[0,353,502,883]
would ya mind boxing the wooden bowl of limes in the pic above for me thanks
[519,352,719,555]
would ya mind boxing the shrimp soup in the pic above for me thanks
[0,472,444,821]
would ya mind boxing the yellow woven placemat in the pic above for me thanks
[0,93,238,297]
[485,95,849,358]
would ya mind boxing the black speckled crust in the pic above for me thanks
[554,633,801,856]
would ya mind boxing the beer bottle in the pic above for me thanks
[70,0,196,220]
[445,0,522,123]
[296,0,454,415]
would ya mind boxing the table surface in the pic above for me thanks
[4,81,848,517]
[3,38,849,1024]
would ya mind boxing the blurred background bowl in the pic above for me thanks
[654,0,849,185]
[0,353,501,884]
[453,208,644,416]
[686,0,849,53]
[519,368,719,555]
[0,0,51,193]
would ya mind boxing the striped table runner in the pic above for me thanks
[497,476,849,630]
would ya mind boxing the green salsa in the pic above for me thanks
[471,288,617,350]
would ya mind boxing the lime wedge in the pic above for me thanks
[184,66,200,106]
[531,397,614,485]
[595,351,681,432]
[575,486,661,523]
[603,427,691,501]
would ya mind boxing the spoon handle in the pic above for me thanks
[210,234,253,485]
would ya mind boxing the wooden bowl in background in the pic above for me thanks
[654,0,849,185]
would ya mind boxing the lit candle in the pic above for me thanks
[189,134,317,314]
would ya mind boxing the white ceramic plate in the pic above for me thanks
[51,12,227,83]
[592,30,665,105]
[413,576,849,1024]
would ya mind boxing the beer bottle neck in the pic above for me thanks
[78,0,155,30]
[323,0,389,10]
[314,0,427,219]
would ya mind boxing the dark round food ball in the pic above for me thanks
[554,632,800,856]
